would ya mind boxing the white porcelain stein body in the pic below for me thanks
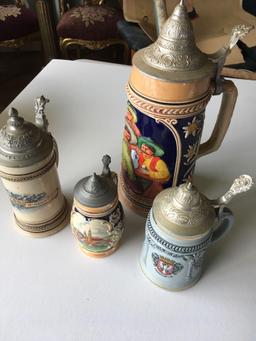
[0,151,67,236]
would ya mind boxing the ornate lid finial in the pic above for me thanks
[35,95,49,131]
[84,172,102,194]
[101,154,111,177]
[7,108,24,130]
[74,155,117,208]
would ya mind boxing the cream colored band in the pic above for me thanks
[0,152,57,182]
[127,84,212,119]
[73,197,119,218]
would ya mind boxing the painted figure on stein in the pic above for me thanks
[119,0,253,216]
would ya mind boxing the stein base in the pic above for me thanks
[79,244,120,258]
[118,177,150,217]
[140,261,201,291]
[14,198,70,237]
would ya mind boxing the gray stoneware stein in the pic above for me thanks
[140,175,253,290]
[71,155,125,258]
[0,96,68,237]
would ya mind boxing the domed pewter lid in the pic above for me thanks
[152,175,254,238]
[133,0,213,82]
[0,107,53,168]
[74,155,117,208]
[152,182,216,237]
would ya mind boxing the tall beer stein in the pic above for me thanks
[0,96,69,236]
[119,0,252,216]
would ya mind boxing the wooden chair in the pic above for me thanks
[0,0,39,49]
[57,0,129,61]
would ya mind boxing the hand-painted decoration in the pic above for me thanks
[119,0,253,216]
[7,189,58,210]
[152,253,183,277]
[120,100,204,214]
[71,155,125,258]
[72,203,123,255]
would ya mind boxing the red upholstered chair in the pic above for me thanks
[57,0,128,61]
[0,0,39,49]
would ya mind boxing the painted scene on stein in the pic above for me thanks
[121,102,205,200]
[7,188,59,210]
[71,204,124,254]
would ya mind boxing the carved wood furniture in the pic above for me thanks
[57,0,128,61]
[35,0,59,62]
[0,0,39,49]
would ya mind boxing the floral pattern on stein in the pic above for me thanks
[182,116,202,139]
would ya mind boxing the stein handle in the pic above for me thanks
[211,207,234,244]
[198,80,238,158]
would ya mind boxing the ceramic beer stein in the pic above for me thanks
[119,0,253,215]
[71,155,125,258]
[140,175,253,290]
[0,96,69,236]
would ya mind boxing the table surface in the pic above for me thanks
[0,60,255,341]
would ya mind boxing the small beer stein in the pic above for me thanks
[71,155,125,258]
[0,96,69,236]
[140,175,253,290]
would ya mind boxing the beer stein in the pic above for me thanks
[71,155,125,258]
[0,96,69,236]
[140,175,253,290]
[119,0,253,215]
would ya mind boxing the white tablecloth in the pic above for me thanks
[0,60,255,341]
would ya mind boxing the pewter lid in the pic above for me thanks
[152,175,254,238]
[74,155,117,208]
[0,107,53,168]
[152,182,216,237]
[133,0,213,82]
